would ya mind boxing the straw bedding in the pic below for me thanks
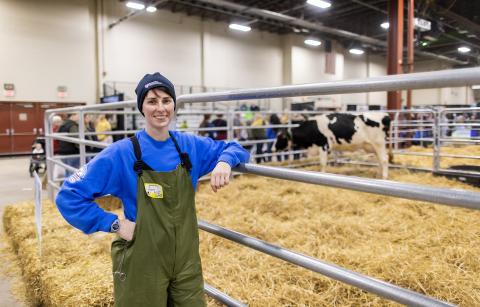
[393,145,480,169]
[3,165,480,306]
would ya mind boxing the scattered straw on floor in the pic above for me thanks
[3,165,480,306]
[0,231,31,306]
[393,145,480,169]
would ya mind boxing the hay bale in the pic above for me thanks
[3,166,480,306]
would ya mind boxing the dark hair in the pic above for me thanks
[270,114,281,132]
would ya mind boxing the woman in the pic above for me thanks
[56,72,250,306]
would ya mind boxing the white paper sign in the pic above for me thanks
[33,171,42,255]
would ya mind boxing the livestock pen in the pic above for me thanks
[3,67,480,306]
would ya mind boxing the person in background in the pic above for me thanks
[85,115,103,161]
[212,114,227,140]
[233,113,247,141]
[51,115,63,155]
[198,114,214,138]
[265,114,281,162]
[95,115,113,144]
[29,142,45,177]
[180,120,188,129]
[250,113,267,163]
[58,113,79,176]
[55,72,249,307]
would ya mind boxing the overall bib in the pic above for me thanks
[111,133,205,307]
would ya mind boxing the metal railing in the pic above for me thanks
[389,107,480,176]
[45,66,480,306]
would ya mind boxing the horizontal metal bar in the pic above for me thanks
[204,283,247,307]
[233,124,298,130]
[178,67,480,103]
[45,101,136,113]
[440,107,480,112]
[394,151,480,160]
[393,151,434,157]
[436,168,480,177]
[238,139,275,145]
[440,138,480,144]
[335,160,435,172]
[391,137,435,142]
[439,153,480,160]
[198,220,453,307]
[178,126,228,132]
[44,134,108,149]
[234,163,480,210]
[438,123,480,127]
[46,157,77,173]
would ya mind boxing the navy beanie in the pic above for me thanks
[135,72,176,115]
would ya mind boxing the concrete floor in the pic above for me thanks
[0,157,39,307]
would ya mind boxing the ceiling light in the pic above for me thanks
[458,46,471,53]
[349,48,364,55]
[146,6,157,12]
[293,28,301,33]
[304,39,321,47]
[229,23,251,32]
[306,0,331,9]
[126,1,145,10]
[421,41,429,47]
[380,22,389,29]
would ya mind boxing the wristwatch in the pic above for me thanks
[110,219,120,233]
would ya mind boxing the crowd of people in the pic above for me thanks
[49,114,116,178]
[195,105,289,163]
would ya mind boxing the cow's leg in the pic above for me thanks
[373,143,388,179]
[319,147,328,173]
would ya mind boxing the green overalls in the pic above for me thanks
[111,133,206,307]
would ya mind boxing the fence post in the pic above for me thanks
[433,110,440,172]
[227,106,234,141]
[78,110,86,167]
[44,112,55,201]
[393,112,399,151]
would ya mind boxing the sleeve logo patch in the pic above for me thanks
[144,183,163,199]
[67,165,88,184]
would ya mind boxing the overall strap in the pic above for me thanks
[168,131,192,172]
[129,135,153,176]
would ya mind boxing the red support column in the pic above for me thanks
[387,0,404,111]
[406,0,415,112]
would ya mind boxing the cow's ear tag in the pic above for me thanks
[144,183,163,199]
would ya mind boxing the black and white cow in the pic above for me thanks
[275,113,393,179]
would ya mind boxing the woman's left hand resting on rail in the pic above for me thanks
[210,161,231,193]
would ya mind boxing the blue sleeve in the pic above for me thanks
[194,135,250,177]
[55,145,125,234]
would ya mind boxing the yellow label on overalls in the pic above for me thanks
[144,183,163,199]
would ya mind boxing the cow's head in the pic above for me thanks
[274,129,292,152]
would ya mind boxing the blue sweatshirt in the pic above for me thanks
[55,130,250,234]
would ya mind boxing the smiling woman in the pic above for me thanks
[54,72,250,307]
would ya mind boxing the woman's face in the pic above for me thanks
[143,88,174,131]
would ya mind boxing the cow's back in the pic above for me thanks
[314,112,389,150]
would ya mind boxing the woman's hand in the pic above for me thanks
[210,161,231,193]
[118,219,136,241]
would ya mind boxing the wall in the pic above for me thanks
[0,0,96,103]
[0,0,475,107]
